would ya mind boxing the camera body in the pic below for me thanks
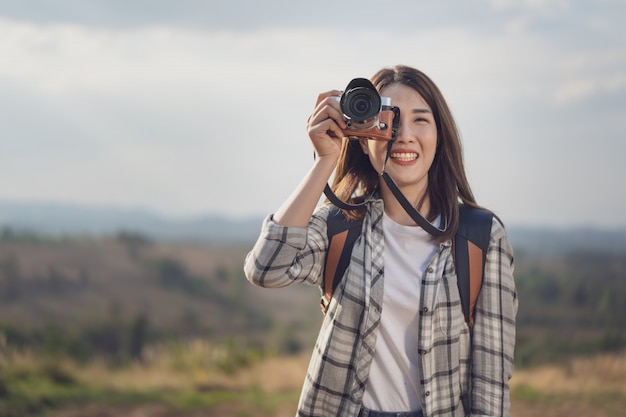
[334,78,398,141]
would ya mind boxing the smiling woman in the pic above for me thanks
[244,65,518,417]
[356,82,439,228]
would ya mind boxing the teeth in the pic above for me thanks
[391,152,418,161]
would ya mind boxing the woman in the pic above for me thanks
[244,65,517,417]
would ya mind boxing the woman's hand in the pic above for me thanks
[306,90,347,159]
[271,90,346,227]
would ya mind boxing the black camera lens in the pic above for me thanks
[341,86,381,122]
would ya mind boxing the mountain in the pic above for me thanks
[507,225,626,256]
[1,200,625,254]
[0,200,263,244]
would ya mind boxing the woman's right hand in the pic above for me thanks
[272,90,346,227]
[306,90,347,159]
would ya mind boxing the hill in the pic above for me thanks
[0,200,263,244]
[0,236,322,359]
[1,200,625,367]
[2,199,626,254]
[507,225,626,256]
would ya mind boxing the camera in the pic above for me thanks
[334,78,398,141]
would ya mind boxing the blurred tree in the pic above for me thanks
[116,230,152,260]
[47,266,64,293]
[79,268,90,286]
[215,265,229,282]
[155,258,192,291]
[129,313,149,362]
[0,255,21,301]
[179,309,200,336]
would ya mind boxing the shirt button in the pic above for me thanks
[419,349,428,356]
[425,391,431,396]
[422,307,429,313]
[427,267,433,273]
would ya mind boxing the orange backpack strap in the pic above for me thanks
[324,229,349,304]
[454,205,494,329]
[321,204,493,326]
[321,208,362,314]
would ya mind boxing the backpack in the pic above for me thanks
[321,204,494,329]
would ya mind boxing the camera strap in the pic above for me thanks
[324,183,369,209]
[380,171,446,237]
[323,120,447,237]
[380,139,446,237]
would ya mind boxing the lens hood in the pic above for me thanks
[340,78,382,123]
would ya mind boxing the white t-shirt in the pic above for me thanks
[362,212,438,412]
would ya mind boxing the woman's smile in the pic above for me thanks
[390,149,419,164]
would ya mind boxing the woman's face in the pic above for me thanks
[359,82,438,198]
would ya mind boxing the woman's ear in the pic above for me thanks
[359,137,369,155]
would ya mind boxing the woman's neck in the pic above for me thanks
[380,180,431,226]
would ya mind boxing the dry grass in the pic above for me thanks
[1,342,305,417]
[511,351,626,395]
[226,353,309,392]
[5,338,626,417]
[510,351,626,417]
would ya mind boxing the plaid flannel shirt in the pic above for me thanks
[244,199,517,417]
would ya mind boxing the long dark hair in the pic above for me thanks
[330,65,480,241]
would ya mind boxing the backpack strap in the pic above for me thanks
[454,205,494,329]
[321,204,494,328]
[321,207,362,313]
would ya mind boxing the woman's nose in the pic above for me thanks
[394,119,415,143]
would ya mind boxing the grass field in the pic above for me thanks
[510,352,626,417]
[2,342,625,417]
[1,237,625,416]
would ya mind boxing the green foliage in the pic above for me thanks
[0,361,163,416]
[0,238,311,415]
[6,232,623,375]
[116,230,152,261]
[276,322,306,355]
[129,314,149,361]
[514,250,626,366]
[0,227,50,243]
[115,230,152,246]
[0,233,623,415]
[153,257,217,300]
[214,339,264,375]
[0,255,21,301]
[155,258,192,290]
[0,238,306,356]
[165,386,297,416]
[511,383,626,415]
[512,384,552,403]
[1,361,80,416]
[215,265,229,282]
[0,315,152,364]
[0,338,293,416]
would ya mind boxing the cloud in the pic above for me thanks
[0,2,624,225]
[489,0,571,14]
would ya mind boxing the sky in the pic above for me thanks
[0,0,625,228]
